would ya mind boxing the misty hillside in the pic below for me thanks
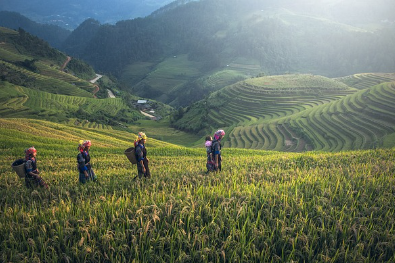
[0,0,173,30]
[1,23,395,151]
[0,11,70,49]
[56,0,395,107]
[1,0,395,107]
[0,26,147,126]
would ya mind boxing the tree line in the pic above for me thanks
[61,0,395,79]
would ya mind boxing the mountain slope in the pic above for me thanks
[0,11,70,49]
[224,76,395,151]
[173,73,395,151]
[173,74,356,132]
[0,82,141,125]
[59,0,395,106]
[0,118,174,150]
[0,26,147,127]
[0,0,173,30]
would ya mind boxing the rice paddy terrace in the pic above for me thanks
[207,74,354,127]
[0,45,96,98]
[0,26,98,98]
[336,73,395,90]
[0,118,173,151]
[1,118,395,262]
[199,74,395,151]
[0,81,141,126]
[0,26,144,127]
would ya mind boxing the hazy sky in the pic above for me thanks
[1,0,394,30]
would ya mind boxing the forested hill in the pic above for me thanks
[1,0,395,108]
[58,0,395,106]
[0,0,173,30]
[0,11,70,49]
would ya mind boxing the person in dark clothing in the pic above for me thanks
[134,132,150,178]
[212,130,225,172]
[77,140,97,183]
[24,147,48,189]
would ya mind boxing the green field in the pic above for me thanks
[0,82,141,124]
[174,73,395,151]
[336,73,395,90]
[0,27,97,97]
[124,55,204,103]
[128,119,201,147]
[122,55,260,105]
[1,118,395,262]
[1,25,395,262]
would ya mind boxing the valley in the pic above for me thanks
[1,1,395,261]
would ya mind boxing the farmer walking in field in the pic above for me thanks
[212,130,225,172]
[77,140,97,183]
[24,147,49,189]
[134,132,151,179]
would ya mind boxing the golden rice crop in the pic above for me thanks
[1,120,395,262]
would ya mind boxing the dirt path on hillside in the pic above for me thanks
[90,74,103,83]
[61,56,71,71]
[92,85,99,98]
[140,111,156,120]
[90,74,103,98]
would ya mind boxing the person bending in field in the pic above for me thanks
[134,132,151,179]
[77,140,97,183]
[205,135,215,173]
[24,147,48,189]
[212,130,225,172]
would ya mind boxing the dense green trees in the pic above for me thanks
[3,0,395,108]
[62,0,395,81]
[65,59,96,80]
[0,11,70,49]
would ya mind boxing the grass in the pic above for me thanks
[0,83,136,122]
[218,77,395,152]
[177,74,357,134]
[126,55,204,96]
[0,27,97,97]
[128,118,201,147]
[0,81,145,127]
[123,55,261,105]
[0,60,95,97]
[336,73,395,90]
[1,118,395,262]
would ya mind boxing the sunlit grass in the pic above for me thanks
[1,119,395,262]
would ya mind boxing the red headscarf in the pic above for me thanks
[25,146,37,160]
[78,140,91,152]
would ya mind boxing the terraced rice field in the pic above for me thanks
[217,73,395,151]
[0,83,132,121]
[0,45,96,96]
[206,74,355,130]
[1,118,395,262]
[0,60,94,97]
[336,73,395,90]
[225,80,395,151]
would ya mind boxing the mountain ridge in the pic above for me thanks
[1,1,395,107]
[1,1,395,151]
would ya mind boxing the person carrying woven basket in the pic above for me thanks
[24,147,48,189]
[134,132,151,179]
[77,140,97,183]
